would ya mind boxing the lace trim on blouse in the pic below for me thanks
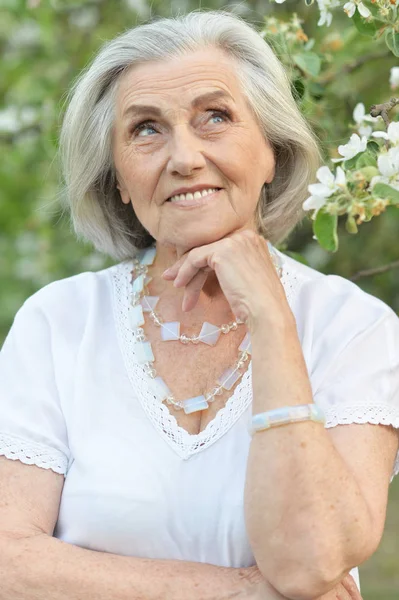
[110,252,304,460]
[0,431,68,475]
[324,404,399,482]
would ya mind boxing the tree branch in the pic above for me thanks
[349,260,399,281]
[319,50,392,85]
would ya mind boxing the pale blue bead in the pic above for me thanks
[130,304,145,328]
[183,395,209,415]
[199,322,221,346]
[152,376,171,401]
[134,341,155,364]
[239,332,252,354]
[132,274,145,293]
[252,413,271,431]
[268,407,296,425]
[161,322,180,341]
[310,404,325,423]
[140,246,157,265]
[141,295,159,313]
[218,366,241,391]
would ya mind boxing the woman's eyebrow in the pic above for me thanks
[122,90,234,121]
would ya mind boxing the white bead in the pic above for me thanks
[152,377,172,401]
[141,295,159,312]
[132,274,145,293]
[182,395,209,414]
[129,304,145,328]
[134,341,155,364]
[140,246,157,265]
[161,322,180,341]
[218,366,242,391]
[239,332,252,354]
[199,322,221,346]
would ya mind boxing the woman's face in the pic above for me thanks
[112,47,276,258]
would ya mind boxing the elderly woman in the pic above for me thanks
[0,9,398,600]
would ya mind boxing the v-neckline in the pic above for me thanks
[110,250,297,460]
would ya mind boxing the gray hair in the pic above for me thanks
[58,9,322,260]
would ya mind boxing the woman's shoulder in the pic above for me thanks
[14,260,131,328]
[275,248,398,337]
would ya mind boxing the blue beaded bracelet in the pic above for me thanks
[250,404,325,436]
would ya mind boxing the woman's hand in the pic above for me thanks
[240,567,363,599]
[162,229,290,330]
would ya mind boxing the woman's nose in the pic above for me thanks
[166,127,207,176]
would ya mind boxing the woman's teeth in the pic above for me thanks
[168,188,219,202]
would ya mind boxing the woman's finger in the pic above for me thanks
[340,574,363,599]
[181,269,209,312]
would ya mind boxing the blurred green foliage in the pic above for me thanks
[1,1,398,597]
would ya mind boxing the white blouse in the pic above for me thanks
[1,246,399,595]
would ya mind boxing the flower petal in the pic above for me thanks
[343,1,356,17]
[369,175,382,190]
[378,154,396,177]
[372,131,389,140]
[308,183,333,197]
[358,2,371,17]
[387,121,399,144]
[303,195,327,210]
[358,124,372,138]
[317,165,335,185]
[353,103,365,124]
[335,166,347,186]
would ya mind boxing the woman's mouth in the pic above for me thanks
[165,188,223,208]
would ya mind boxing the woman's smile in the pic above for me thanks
[165,188,223,208]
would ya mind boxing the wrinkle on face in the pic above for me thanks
[111,47,275,283]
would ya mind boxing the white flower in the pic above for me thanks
[343,0,371,17]
[372,121,399,145]
[370,146,399,191]
[390,67,399,90]
[303,166,346,210]
[316,0,340,26]
[332,133,368,162]
[353,103,379,138]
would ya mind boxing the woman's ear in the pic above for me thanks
[116,172,131,205]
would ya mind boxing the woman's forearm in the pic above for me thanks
[1,533,252,600]
[244,316,370,599]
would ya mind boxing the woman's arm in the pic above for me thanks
[245,315,378,599]
[0,538,362,600]
[0,533,258,600]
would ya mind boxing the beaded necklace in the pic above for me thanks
[129,242,283,415]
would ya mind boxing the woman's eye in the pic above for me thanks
[132,121,158,137]
[208,109,231,124]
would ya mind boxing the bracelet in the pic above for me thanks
[249,404,325,436]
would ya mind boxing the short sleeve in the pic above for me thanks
[0,296,71,476]
[300,276,399,483]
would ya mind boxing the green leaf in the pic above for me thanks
[292,78,306,102]
[293,52,322,78]
[356,153,377,168]
[314,210,339,252]
[345,215,358,234]
[344,152,364,169]
[367,140,380,156]
[385,28,399,57]
[282,251,310,266]
[358,166,379,180]
[352,7,377,37]
[372,183,399,204]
